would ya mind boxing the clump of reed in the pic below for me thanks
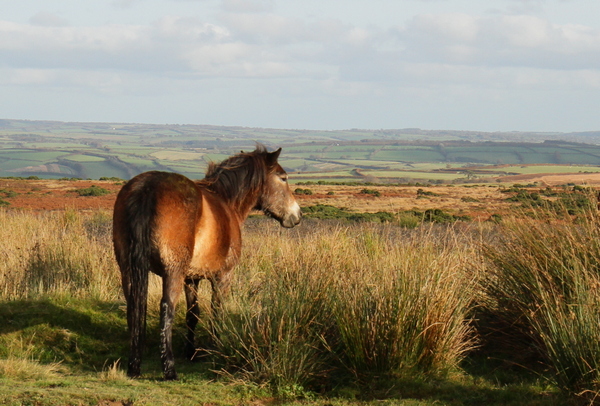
[481,199,600,401]
[210,221,479,394]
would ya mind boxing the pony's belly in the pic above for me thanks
[188,245,239,278]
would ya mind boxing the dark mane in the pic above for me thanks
[199,145,271,205]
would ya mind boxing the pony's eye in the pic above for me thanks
[280,176,288,183]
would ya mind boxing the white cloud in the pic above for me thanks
[398,12,600,70]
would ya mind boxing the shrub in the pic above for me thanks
[360,188,380,197]
[294,188,313,195]
[99,177,124,182]
[301,205,397,224]
[74,185,111,197]
[417,188,439,197]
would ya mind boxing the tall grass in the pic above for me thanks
[211,222,479,393]
[8,204,600,402]
[481,202,600,400]
[0,209,120,300]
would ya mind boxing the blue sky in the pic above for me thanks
[1,0,600,132]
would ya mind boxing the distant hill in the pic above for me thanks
[1,119,599,182]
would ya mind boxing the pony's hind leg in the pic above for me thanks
[160,272,184,380]
[118,256,150,378]
[184,278,200,360]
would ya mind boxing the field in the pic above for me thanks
[3,120,600,185]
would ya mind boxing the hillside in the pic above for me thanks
[2,119,600,183]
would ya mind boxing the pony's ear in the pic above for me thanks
[266,148,282,166]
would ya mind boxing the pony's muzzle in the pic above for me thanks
[281,202,302,228]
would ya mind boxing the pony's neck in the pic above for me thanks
[200,168,264,220]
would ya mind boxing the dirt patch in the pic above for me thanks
[0,179,122,212]
[1,178,595,221]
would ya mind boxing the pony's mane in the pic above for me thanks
[199,145,272,205]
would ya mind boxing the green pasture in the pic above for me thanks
[64,155,105,162]
[202,153,230,163]
[361,170,469,181]
[119,157,155,167]
[0,160,47,172]
[0,151,67,162]
[4,120,600,181]
[149,150,205,161]
[77,162,130,179]
[373,148,445,162]
[107,147,158,155]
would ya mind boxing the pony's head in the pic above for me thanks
[204,146,302,228]
[257,148,302,228]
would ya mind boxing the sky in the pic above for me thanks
[1,0,600,133]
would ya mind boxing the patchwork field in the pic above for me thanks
[2,120,600,185]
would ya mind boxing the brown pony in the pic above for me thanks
[112,146,302,380]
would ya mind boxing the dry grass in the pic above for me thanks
[0,209,120,300]
[293,184,514,220]
[210,221,480,391]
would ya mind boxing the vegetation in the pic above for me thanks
[4,193,600,404]
[294,188,314,195]
[301,204,469,225]
[480,202,600,402]
[74,185,112,197]
[360,188,381,197]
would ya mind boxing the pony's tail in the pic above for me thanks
[123,190,157,378]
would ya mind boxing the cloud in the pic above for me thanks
[398,13,600,70]
[29,11,70,27]
[221,0,275,13]
[2,7,600,98]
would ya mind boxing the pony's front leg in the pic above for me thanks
[160,274,183,380]
[184,278,200,360]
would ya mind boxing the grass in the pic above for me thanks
[1,207,598,405]
[480,196,600,402]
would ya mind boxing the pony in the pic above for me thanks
[112,146,302,380]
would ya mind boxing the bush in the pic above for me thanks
[360,188,380,197]
[74,185,111,197]
[301,205,397,224]
[294,188,313,195]
[417,188,439,197]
